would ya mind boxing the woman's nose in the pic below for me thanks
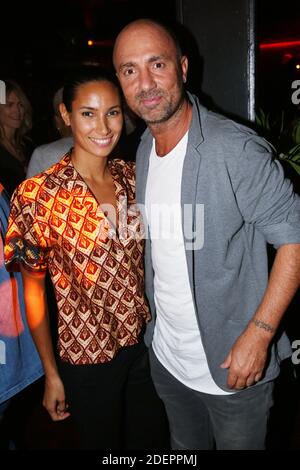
[12,104,22,118]
[96,117,110,135]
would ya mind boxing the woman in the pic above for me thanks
[0,80,32,196]
[4,69,168,449]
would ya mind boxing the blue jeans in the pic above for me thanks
[149,347,274,450]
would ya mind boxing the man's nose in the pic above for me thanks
[139,68,156,91]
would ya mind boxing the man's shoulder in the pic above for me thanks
[199,107,256,143]
[27,137,73,177]
[32,137,73,156]
[189,93,257,145]
[200,105,272,158]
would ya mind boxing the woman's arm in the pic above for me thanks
[21,266,70,421]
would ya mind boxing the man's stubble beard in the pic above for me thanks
[135,76,186,125]
[143,94,185,125]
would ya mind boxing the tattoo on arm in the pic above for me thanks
[252,319,275,334]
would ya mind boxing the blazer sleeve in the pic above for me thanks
[232,135,300,247]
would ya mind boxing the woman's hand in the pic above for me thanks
[43,374,70,421]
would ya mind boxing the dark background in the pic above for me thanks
[1,0,178,143]
[256,0,300,114]
[1,0,300,141]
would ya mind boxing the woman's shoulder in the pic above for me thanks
[12,171,50,205]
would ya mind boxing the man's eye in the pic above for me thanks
[124,68,135,76]
[154,62,164,69]
[82,111,93,117]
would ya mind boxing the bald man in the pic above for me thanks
[113,19,300,450]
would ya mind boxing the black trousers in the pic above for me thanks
[59,342,169,450]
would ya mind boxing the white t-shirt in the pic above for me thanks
[145,132,232,394]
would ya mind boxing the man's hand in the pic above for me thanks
[220,326,269,390]
[220,244,300,390]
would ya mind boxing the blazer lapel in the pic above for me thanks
[181,93,205,288]
[135,129,153,206]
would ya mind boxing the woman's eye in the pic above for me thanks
[108,110,120,117]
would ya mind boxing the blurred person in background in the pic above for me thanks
[0,80,32,196]
[0,182,43,449]
[27,87,73,178]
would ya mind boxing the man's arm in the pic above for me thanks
[221,243,300,389]
[21,266,70,420]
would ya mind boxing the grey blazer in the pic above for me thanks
[136,93,300,391]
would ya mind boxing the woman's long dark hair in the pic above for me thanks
[62,68,121,113]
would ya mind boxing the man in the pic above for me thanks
[26,87,73,177]
[113,19,300,450]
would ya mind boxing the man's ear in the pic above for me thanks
[59,102,71,127]
[181,55,188,83]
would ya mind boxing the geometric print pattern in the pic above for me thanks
[4,153,150,364]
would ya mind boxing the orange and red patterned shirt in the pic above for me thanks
[4,153,150,365]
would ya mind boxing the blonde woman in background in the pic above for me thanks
[0,79,32,196]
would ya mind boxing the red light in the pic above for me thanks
[260,40,300,50]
